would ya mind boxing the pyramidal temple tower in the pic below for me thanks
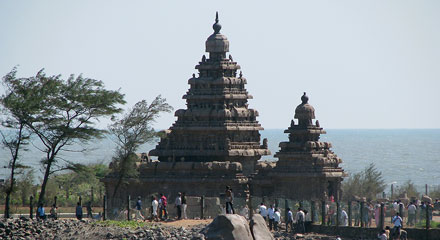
[253,93,345,200]
[150,13,270,175]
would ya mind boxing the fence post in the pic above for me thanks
[29,196,34,219]
[321,201,326,225]
[425,184,428,195]
[201,195,205,219]
[348,201,352,227]
[360,201,364,228]
[79,196,82,206]
[54,196,57,208]
[426,204,430,229]
[336,201,340,226]
[311,201,315,223]
[399,203,403,220]
[391,184,394,199]
[103,195,107,220]
[380,203,385,230]
[127,195,131,221]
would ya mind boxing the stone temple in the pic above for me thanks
[149,12,270,175]
[252,93,345,200]
[103,13,345,213]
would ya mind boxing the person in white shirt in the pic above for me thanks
[340,209,348,226]
[286,208,294,232]
[267,205,275,231]
[295,208,305,233]
[273,209,281,231]
[175,192,182,220]
[151,196,159,222]
[259,203,267,221]
[392,212,403,239]
[407,202,417,226]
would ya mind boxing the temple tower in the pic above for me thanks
[253,93,345,200]
[150,13,270,175]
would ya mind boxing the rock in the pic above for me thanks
[249,214,274,240]
[203,214,253,240]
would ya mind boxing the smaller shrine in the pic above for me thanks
[253,93,345,200]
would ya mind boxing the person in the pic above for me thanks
[181,192,187,219]
[267,205,275,231]
[76,202,83,220]
[385,226,391,239]
[375,202,381,227]
[49,204,58,220]
[378,229,388,240]
[151,196,159,222]
[134,197,144,220]
[273,208,281,231]
[286,208,294,232]
[340,208,348,226]
[225,186,235,214]
[240,205,249,219]
[175,192,182,220]
[87,201,93,219]
[295,208,305,234]
[259,202,267,221]
[159,193,168,220]
[407,202,416,226]
[391,212,403,239]
[353,201,360,226]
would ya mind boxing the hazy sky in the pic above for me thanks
[1,1,439,130]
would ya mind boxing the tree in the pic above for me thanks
[1,68,32,218]
[342,163,386,201]
[396,180,420,199]
[2,68,125,205]
[108,96,172,200]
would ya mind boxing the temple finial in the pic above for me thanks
[301,92,309,104]
[213,11,221,34]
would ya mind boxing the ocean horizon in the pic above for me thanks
[1,128,439,192]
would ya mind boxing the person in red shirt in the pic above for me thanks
[159,193,168,220]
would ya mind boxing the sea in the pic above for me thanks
[1,129,439,192]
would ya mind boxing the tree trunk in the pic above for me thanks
[4,192,11,219]
[38,158,53,205]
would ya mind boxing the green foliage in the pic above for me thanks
[396,180,420,199]
[108,96,172,199]
[342,163,386,201]
[430,186,440,199]
[1,67,125,205]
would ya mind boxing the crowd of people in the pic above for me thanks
[35,200,97,221]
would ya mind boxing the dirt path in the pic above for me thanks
[156,219,212,228]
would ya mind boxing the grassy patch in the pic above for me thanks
[415,220,440,228]
[93,220,154,229]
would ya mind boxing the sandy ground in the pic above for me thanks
[156,218,212,228]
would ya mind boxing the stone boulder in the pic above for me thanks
[204,214,253,240]
[249,214,274,240]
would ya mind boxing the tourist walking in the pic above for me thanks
[353,201,360,226]
[407,202,417,226]
[87,201,93,219]
[159,193,168,220]
[286,208,294,232]
[175,192,182,220]
[259,202,267,221]
[391,212,403,239]
[268,205,275,231]
[37,203,46,220]
[181,192,187,219]
[225,186,235,214]
[135,197,144,220]
[76,202,83,220]
[295,208,305,234]
[273,208,281,231]
[151,196,159,222]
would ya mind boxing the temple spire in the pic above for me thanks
[213,11,221,34]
